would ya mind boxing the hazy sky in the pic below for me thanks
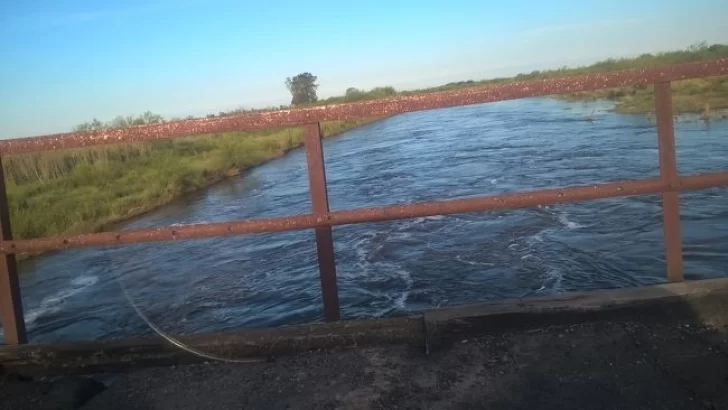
[1,0,726,138]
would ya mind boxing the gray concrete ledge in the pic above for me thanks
[424,278,728,349]
[2,278,727,376]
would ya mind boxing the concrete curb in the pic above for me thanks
[424,278,728,350]
[2,278,727,376]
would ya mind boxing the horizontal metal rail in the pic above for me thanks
[1,172,726,255]
[1,58,726,155]
[1,57,727,345]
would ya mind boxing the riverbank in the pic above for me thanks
[4,118,381,246]
[510,45,728,114]
[320,43,728,115]
[498,44,728,114]
[6,45,728,243]
[561,77,728,114]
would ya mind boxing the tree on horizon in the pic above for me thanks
[285,72,319,105]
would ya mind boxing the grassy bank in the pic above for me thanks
[431,43,728,114]
[562,77,728,114]
[4,119,375,241]
[7,44,727,243]
[314,43,728,114]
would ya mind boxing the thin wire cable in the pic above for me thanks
[115,271,265,364]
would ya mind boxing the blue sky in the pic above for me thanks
[1,0,726,138]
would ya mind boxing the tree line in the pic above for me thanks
[73,111,165,131]
[74,42,728,131]
[72,83,399,131]
[283,71,397,106]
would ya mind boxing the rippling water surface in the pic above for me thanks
[7,98,727,343]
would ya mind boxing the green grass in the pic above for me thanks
[7,43,728,244]
[418,43,728,114]
[561,76,728,114]
[311,43,728,114]
[4,119,374,241]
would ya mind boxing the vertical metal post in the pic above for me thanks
[655,82,685,282]
[303,123,340,321]
[0,154,27,344]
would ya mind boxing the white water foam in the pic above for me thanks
[24,275,99,325]
[393,266,413,309]
[507,242,529,252]
[558,213,584,230]
[455,254,495,267]
[352,235,412,310]
[352,234,377,263]
[537,268,564,292]
[407,214,446,226]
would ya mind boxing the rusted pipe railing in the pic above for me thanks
[0,156,26,345]
[655,82,685,282]
[304,123,340,321]
[1,172,726,255]
[1,58,727,345]
[1,58,727,155]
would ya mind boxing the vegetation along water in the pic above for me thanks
[3,43,726,246]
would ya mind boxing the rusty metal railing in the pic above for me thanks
[1,58,727,345]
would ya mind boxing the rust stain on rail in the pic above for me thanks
[1,58,727,155]
[2,172,726,255]
[1,58,727,346]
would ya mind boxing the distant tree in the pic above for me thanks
[688,41,708,52]
[344,87,364,102]
[72,112,165,131]
[368,86,396,99]
[73,122,91,132]
[140,111,164,124]
[91,118,105,130]
[285,72,319,105]
[73,118,106,132]
[110,116,132,129]
[131,116,146,126]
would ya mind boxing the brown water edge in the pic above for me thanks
[13,116,387,262]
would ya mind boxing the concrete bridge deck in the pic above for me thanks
[3,279,728,409]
